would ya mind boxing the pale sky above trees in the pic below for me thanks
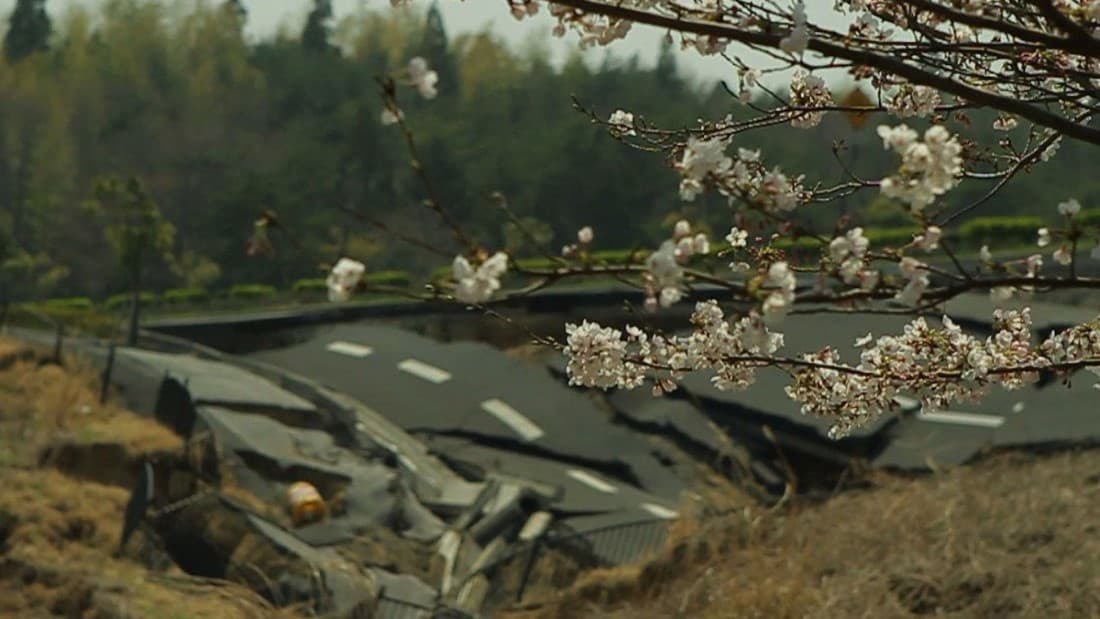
[0,0,845,85]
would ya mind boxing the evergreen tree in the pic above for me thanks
[418,2,457,97]
[654,35,679,90]
[4,0,51,63]
[301,0,334,54]
[223,0,246,18]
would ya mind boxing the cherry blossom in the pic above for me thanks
[608,109,636,136]
[1058,199,1082,217]
[779,1,809,54]
[726,227,748,248]
[326,258,366,303]
[453,252,508,304]
[381,107,403,126]
[913,226,941,252]
[577,226,594,244]
[878,124,963,212]
[407,57,439,99]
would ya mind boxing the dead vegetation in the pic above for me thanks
[506,449,1100,618]
[0,338,301,618]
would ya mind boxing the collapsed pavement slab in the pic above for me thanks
[244,323,688,501]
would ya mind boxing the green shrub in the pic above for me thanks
[365,270,411,287]
[1077,208,1100,226]
[772,236,823,260]
[865,226,921,247]
[42,297,94,312]
[228,283,277,300]
[514,257,560,272]
[163,287,209,304]
[958,216,1043,246]
[292,278,327,295]
[105,292,159,311]
[591,248,650,263]
[430,264,452,281]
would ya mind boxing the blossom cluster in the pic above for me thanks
[786,70,831,128]
[326,258,366,303]
[452,252,509,304]
[562,225,595,257]
[760,261,797,323]
[885,84,941,118]
[566,304,1100,440]
[828,227,873,287]
[675,139,804,212]
[779,1,809,54]
[878,124,963,212]
[643,220,710,310]
[564,300,783,393]
[381,57,439,125]
[547,2,633,47]
[1036,198,1085,267]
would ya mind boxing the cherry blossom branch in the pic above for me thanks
[377,76,478,255]
[545,0,1100,144]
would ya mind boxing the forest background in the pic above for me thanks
[0,0,1093,305]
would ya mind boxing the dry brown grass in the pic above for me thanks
[0,469,300,619]
[506,450,1100,619]
[0,337,301,618]
[0,339,180,470]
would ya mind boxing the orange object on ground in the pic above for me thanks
[287,481,327,526]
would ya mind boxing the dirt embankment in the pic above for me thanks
[0,338,301,619]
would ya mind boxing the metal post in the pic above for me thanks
[52,323,64,363]
[100,343,116,404]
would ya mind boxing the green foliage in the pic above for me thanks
[170,251,221,290]
[41,296,93,311]
[958,216,1044,246]
[163,287,209,304]
[365,270,411,287]
[865,227,920,247]
[105,291,159,311]
[4,0,51,63]
[228,283,276,299]
[1076,209,1100,226]
[0,246,67,301]
[591,248,650,263]
[83,176,176,285]
[292,278,327,295]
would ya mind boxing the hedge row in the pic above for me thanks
[31,213,1067,311]
[32,270,420,311]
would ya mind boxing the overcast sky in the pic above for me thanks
[0,1,849,86]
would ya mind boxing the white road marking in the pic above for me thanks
[567,469,618,494]
[918,410,1005,428]
[481,398,544,442]
[640,503,679,519]
[326,341,373,358]
[398,358,452,383]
